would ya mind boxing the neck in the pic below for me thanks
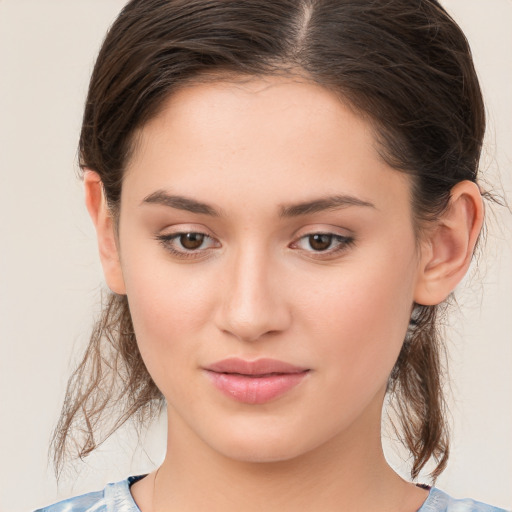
[141,402,426,512]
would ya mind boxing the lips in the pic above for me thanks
[203,358,310,405]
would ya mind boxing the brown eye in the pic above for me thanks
[292,232,355,257]
[308,234,333,251]
[179,232,205,250]
[156,231,219,259]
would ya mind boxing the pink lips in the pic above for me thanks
[203,358,309,405]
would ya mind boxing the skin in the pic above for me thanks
[85,76,483,512]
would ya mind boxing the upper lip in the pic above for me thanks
[204,358,309,376]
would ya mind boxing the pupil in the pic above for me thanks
[181,233,204,250]
[310,234,332,251]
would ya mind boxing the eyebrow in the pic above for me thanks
[142,190,376,218]
[279,195,375,217]
[143,190,223,216]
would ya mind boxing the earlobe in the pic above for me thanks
[414,181,483,306]
[84,170,126,295]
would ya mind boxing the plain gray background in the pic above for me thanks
[0,1,511,510]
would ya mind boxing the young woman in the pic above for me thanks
[34,0,508,510]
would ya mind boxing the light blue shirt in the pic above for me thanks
[34,475,509,512]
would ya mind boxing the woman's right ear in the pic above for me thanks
[83,170,126,295]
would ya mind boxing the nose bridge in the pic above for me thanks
[216,239,289,342]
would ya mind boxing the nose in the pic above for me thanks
[214,244,291,343]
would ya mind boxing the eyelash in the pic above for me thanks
[291,233,355,256]
[156,232,220,260]
[156,231,355,260]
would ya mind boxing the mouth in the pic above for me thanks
[203,358,310,405]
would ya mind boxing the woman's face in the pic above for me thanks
[115,77,425,462]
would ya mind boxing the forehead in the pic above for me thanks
[123,76,411,219]
[129,75,378,163]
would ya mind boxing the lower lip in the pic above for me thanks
[205,371,309,405]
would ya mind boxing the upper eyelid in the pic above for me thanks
[292,226,353,239]
[292,219,354,243]
[158,228,350,240]
[157,225,217,241]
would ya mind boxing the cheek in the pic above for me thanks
[297,250,417,387]
[120,251,217,388]
[127,270,210,337]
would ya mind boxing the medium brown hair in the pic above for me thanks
[52,0,485,481]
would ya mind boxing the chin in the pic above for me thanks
[221,443,306,464]
[203,425,323,465]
